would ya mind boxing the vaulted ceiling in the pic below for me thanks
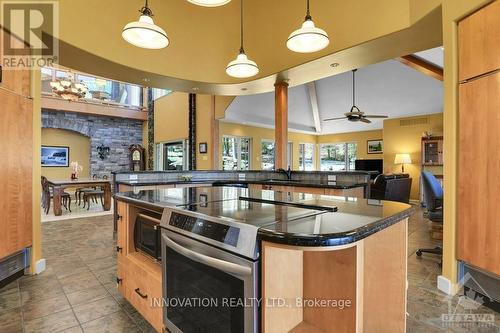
[55,0,443,95]
[223,48,443,134]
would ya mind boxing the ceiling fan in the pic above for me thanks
[323,69,388,124]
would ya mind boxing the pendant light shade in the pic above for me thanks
[226,51,259,78]
[226,0,259,78]
[287,0,329,53]
[122,1,169,49]
[187,0,231,7]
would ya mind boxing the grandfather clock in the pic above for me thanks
[129,144,145,171]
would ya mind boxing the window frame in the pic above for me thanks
[221,135,252,171]
[299,143,315,171]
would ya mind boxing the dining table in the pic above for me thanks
[46,178,112,216]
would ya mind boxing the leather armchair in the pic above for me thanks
[369,173,412,204]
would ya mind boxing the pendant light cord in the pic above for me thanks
[239,0,244,53]
[352,69,357,106]
[141,0,153,16]
[305,0,312,20]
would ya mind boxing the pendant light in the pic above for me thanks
[187,0,231,7]
[226,0,259,78]
[287,0,329,53]
[122,0,169,49]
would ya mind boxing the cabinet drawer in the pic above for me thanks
[123,261,163,332]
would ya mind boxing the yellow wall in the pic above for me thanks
[383,113,443,201]
[41,128,90,179]
[317,130,384,161]
[219,122,317,170]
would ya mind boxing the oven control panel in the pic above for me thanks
[169,212,240,247]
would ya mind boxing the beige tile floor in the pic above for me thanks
[1,206,499,333]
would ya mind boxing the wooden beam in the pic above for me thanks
[306,82,322,133]
[41,95,148,120]
[275,82,289,170]
[398,55,443,81]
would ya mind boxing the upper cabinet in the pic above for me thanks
[458,0,500,81]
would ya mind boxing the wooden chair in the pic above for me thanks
[82,175,108,210]
[41,176,72,214]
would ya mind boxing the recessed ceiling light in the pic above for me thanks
[192,87,199,91]
[241,87,247,91]
[330,63,339,67]
[143,78,151,83]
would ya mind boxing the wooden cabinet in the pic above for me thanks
[0,84,33,259]
[115,200,163,332]
[458,70,500,276]
[458,0,500,81]
[421,137,443,166]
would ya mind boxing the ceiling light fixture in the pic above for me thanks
[187,0,231,7]
[287,0,329,53]
[226,0,259,78]
[122,0,169,49]
[50,73,88,101]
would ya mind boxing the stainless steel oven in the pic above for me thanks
[161,228,258,333]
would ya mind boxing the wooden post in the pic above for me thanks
[274,82,289,170]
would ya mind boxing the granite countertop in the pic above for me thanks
[114,187,413,247]
[257,197,414,247]
[115,179,368,189]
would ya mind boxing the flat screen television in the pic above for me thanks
[355,159,383,175]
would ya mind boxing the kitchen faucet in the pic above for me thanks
[277,166,293,180]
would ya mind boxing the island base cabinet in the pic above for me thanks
[261,220,407,333]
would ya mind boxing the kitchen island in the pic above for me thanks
[114,186,413,333]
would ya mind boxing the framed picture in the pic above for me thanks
[367,139,383,154]
[199,142,208,154]
[41,146,70,167]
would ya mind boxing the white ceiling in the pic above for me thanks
[414,47,444,68]
[223,51,443,135]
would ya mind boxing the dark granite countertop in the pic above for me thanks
[114,187,413,247]
[115,179,368,189]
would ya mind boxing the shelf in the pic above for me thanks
[422,164,443,166]
[290,322,326,333]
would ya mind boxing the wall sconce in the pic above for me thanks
[97,144,110,160]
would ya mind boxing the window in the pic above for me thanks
[261,141,292,170]
[261,140,275,170]
[222,136,251,170]
[299,143,315,171]
[319,143,357,171]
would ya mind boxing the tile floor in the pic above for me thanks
[1,206,499,332]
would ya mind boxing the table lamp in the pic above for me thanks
[394,153,411,173]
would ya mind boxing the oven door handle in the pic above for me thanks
[163,235,252,277]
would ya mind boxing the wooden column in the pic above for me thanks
[274,82,289,170]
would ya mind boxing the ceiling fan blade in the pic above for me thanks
[323,117,347,121]
[360,118,372,123]
[363,115,389,119]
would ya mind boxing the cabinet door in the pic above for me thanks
[0,89,33,258]
[116,201,128,255]
[458,71,500,275]
[458,0,500,81]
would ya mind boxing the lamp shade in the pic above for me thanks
[187,0,231,6]
[226,52,259,78]
[394,153,412,165]
[122,15,169,49]
[286,19,329,53]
